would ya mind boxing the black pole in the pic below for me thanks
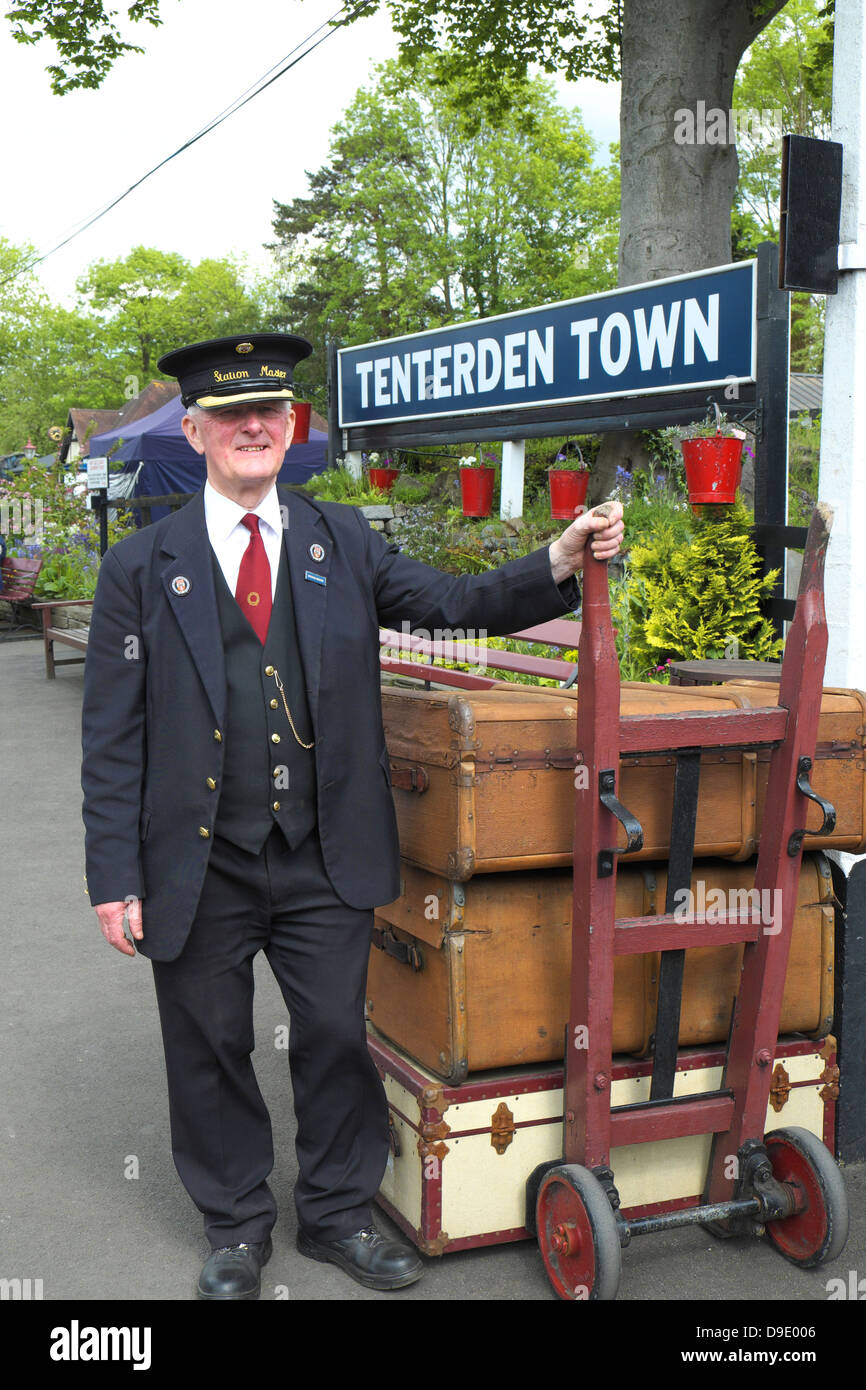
[754,242,791,636]
[96,491,109,557]
[327,339,340,471]
[835,858,866,1163]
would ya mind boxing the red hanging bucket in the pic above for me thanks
[368,467,399,493]
[292,401,312,443]
[459,466,495,517]
[548,469,590,520]
[681,435,743,504]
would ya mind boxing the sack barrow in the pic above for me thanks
[526,502,850,1300]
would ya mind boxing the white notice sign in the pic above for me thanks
[87,457,109,489]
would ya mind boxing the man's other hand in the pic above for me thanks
[95,898,143,956]
[548,501,625,584]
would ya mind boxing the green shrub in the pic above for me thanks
[304,466,390,506]
[390,473,434,504]
[788,411,820,529]
[626,495,782,675]
[0,458,135,599]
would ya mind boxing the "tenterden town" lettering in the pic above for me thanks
[353,293,719,410]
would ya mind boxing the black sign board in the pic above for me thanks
[779,134,843,295]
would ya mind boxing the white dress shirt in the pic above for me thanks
[204,481,284,601]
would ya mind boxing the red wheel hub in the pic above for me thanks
[764,1134,828,1262]
[537,1176,595,1299]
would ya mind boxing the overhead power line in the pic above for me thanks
[1,0,378,290]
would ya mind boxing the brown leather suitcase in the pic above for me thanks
[381,682,866,878]
[366,854,836,1084]
[684,681,866,858]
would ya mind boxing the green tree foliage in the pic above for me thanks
[269,58,618,390]
[6,0,162,94]
[76,245,267,377]
[380,0,622,117]
[0,243,273,454]
[0,237,55,454]
[626,497,783,678]
[731,0,834,370]
[0,301,124,454]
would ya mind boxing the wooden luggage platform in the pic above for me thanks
[372,502,850,1300]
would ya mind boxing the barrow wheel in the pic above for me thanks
[763,1127,849,1268]
[535,1164,622,1301]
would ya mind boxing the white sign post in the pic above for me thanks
[820,0,866,879]
[820,0,866,693]
[500,440,525,520]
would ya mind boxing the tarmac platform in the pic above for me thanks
[1,634,863,1355]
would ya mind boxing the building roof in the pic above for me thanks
[64,409,121,460]
[115,379,180,428]
[62,381,181,461]
[790,374,822,417]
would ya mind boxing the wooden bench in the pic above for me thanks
[31,599,93,678]
[0,556,43,631]
[379,616,583,690]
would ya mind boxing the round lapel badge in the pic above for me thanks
[170,575,191,596]
[309,543,325,563]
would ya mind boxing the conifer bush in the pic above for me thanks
[625,496,782,679]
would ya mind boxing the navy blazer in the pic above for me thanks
[81,486,578,960]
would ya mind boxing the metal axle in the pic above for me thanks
[623,1196,762,1241]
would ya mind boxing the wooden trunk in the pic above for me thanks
[369,1029,839,1257]
[367,854,836,1084]
[381,682,866,878]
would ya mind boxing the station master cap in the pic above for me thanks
[158,332,313,410]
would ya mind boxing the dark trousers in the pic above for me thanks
[150,827,390,1248]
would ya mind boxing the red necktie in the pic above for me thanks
[235,514,272,643]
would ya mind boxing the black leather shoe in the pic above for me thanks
[196,1236,273,1300]
[297,1224,423,1290]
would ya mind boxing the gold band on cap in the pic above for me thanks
[194,388,295,409]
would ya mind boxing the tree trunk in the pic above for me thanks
[591,0,788,503]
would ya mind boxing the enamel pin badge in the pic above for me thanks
[309,543,325,562]
[171,576,191,596]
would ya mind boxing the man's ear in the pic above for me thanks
[284,407,296,451]
[181,413,206,456]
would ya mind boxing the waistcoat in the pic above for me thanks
[212,543,316,853]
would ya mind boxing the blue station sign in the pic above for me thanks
[337,261,757,429]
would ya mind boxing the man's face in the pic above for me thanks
[181,400,295,504]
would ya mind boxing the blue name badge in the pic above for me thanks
[304,570,327,586]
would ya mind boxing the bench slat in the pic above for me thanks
[34,598,93,678]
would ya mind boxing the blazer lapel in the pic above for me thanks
[159,491,226,729]
[281,489,332,729]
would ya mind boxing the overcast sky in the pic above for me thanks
[0,0,620,310]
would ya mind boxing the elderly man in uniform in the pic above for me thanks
[81,332,624,1300]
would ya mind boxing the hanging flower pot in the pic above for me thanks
[681,436,744,504]
[679,406,745,506]
[292,400,312,444]
[459,463,495,517]
[368,467,399,493]
[548,468,590,519]
[548,445,590,519]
